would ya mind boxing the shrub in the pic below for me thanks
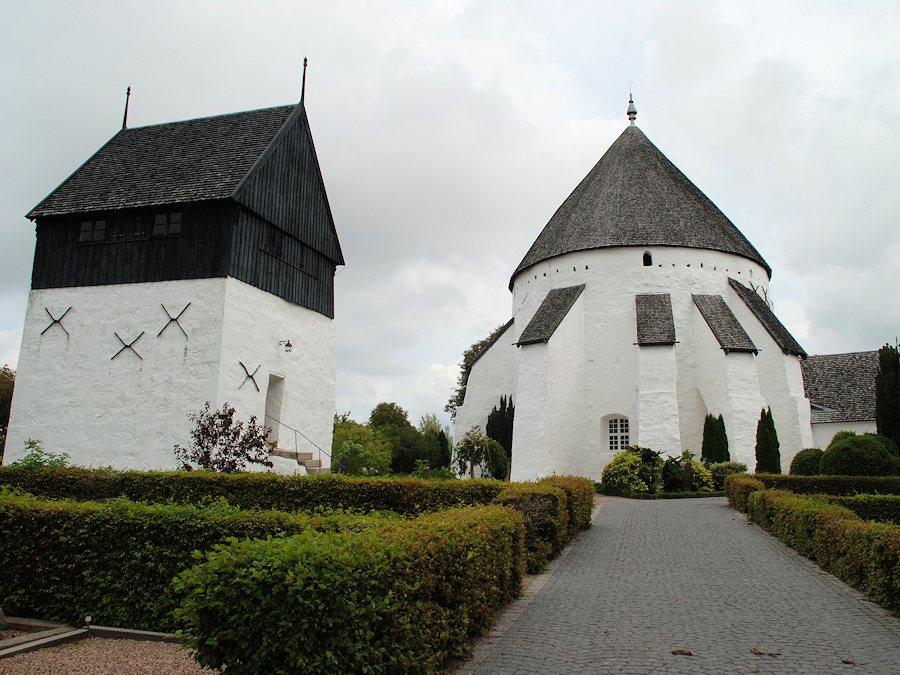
[173,402,271,473]
[174,506,525,674]
[749,474,900,496]
[540,476,594,532]
[744,489,900,610]
[0,490,385,630]
[708,461,747,491]
[754,407,781,474]
[688,461,715,492]
[789,448,823,476]
[454,427,505,479]
[10,438,69,468]
[725,473,765,512]
[876,343,900,447]
[601,446,662,495]
[825,494,900,525]
[493,483,568,573]
[820,432,900,477]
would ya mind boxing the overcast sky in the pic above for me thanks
[2,0,898,429]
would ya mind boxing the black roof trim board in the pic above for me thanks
[635,293,676,346]
[802,351,878,424]
[692,294,757,354]
[467,318,515,372]
[27,105,298,219]
[511,125,770,289]
[516,285,585,346]
[729,278,806,358]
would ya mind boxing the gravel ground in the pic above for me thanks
[0,638,218,674]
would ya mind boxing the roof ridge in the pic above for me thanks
[124,104,296,132]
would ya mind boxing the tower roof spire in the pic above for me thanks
[627,92,637,125]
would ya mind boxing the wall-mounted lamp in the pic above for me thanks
[278,340,293,353]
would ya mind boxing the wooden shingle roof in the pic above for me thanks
[729,278,806,358]
[692,294,757,354]
[635,293,676,346]
[517,285,585,345]
[28,105,297,218]
[512,125,770,288]
[802,351,878,424]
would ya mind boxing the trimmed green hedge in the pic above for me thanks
[539,476,594,532]
[746,474,900,496]
[724,474,766,512]
[494,483,568,573]
[745,489,900,610]
[0,467,507,515]
[174,506,524,674]
[825,494,900,525]
[0,490,387,630]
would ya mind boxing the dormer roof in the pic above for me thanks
[511,125,770,288]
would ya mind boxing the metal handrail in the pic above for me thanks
[264,414,331,469]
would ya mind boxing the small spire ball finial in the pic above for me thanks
[627,93,637,125]
[301,57,308,105]
[122,86,131,130]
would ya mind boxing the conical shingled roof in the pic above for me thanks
[511,125,770,288]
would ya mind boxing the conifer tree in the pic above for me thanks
[701,414,718,463]
[485,396,514,479]
[716,414,730,462]
[755,407,781,474]
[876,344,900,447]
[701,413,730,463]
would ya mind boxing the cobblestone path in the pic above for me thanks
[456,497,900,674]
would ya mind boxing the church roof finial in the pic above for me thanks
[122,86,131,130]
[301,57,308,106]
[627,91,637,125]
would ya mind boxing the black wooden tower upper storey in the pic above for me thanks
[27,103,344,318]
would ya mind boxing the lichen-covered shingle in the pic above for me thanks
[517,285,585,345]
[802,351,878,424]
[729,278,806,357]
[635,294,676,346]
[28,106,296,218]
[511,125,770,288]
[692,294,757,353]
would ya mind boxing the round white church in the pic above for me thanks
[456,100,832,482]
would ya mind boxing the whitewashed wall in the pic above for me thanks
[811,421,876,452]
[217,277,335,470]
[5,277,336,472]
[494,245,805,480]
[453,323,517,444]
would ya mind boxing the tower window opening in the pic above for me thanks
[642,252,652,266]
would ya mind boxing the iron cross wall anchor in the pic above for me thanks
[112,331,145,360]
[239,361,261,391]
[158,302,191,339]
[41,307,72,337]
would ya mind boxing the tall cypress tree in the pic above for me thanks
[716,414,730,462]
[755,407,781,474]
[485,396,514,461]
[876,344,900,447]
[701,414,718,462]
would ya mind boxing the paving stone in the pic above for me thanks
[457,497,900,674]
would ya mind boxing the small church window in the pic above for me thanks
[153,212,182,236]
[643,252,652,266]
[608,417,630,451]
[78,219,106,243]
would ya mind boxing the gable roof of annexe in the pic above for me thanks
[801,351,878,424]
[729,278,806,358]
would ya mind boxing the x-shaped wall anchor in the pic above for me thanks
[41,307,72,337]
[158,302,191,339]
[112,331,145,360]
[239,361,261,391]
